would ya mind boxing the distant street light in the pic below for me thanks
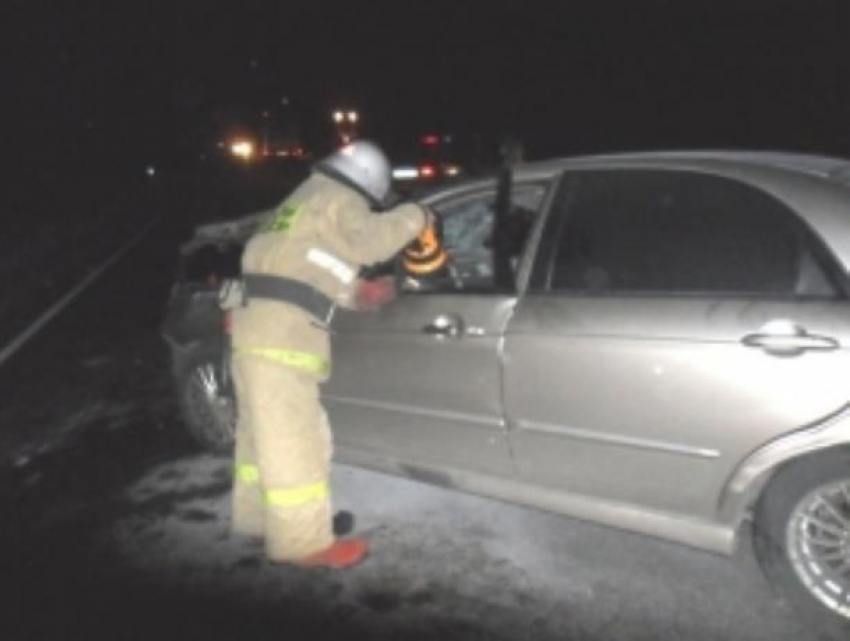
[230,139,255,160]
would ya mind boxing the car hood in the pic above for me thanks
[180,209,272,255]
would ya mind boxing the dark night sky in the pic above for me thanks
[7,0,850,201]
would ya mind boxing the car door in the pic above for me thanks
[323,180,553,478]
[503,169,850,519]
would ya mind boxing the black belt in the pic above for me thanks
[243,273,335,323]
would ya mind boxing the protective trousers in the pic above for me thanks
[230,354,334,561]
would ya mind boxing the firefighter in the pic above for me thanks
[230,140,427,568]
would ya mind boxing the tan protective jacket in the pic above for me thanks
[232,172,425,380]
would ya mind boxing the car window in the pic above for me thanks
[404,183,548,292]
[547,170,839,298]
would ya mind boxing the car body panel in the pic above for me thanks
[503,295,850,519]
[719,409,850,524]
[334,442,736,554]
[161,286,223,350]
[324,294,516,477]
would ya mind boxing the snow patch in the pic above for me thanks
[98,455,807,640]
[79,354,113,368]
[13,454,32,468]
[5,399,141,467]
[58,399,139,435]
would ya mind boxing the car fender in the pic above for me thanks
[718,404,850,532]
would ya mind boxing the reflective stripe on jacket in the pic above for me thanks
[233,347,330,376]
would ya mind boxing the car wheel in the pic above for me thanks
[175,343,236,453]
[754,449,850,628]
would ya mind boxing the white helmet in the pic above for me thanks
[316,140,392,205]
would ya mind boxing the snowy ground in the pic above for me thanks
[90,453,824,641]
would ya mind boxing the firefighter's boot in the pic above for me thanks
[297,537,369,569]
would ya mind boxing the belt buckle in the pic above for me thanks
[310,300,336,334]
[323,303,337,327]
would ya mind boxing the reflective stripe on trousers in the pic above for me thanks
[234,464,329,509]
[265,481,328,508]
[234,347,330,377]
[235,463,260,484]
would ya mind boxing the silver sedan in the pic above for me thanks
[169,151,850,629]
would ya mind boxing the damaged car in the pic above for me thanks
[162,151,850,628]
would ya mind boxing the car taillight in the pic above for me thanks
[419,164,436,179]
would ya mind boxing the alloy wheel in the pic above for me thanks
[188,362,236,444]
[786,479,850,618]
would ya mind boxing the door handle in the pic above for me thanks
[422,314,465,337]
[741,319,839,356]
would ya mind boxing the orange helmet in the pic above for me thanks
[402,213,448,277]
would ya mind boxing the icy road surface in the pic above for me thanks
[94,454,822,641]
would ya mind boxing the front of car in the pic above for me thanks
[161,212,268,451]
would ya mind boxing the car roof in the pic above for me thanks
[422,149,850,202]
[518,150,850,182]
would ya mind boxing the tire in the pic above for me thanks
[174,342,236,453]
[754,448,850,630]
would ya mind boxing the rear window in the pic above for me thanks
[548,170,839,298]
